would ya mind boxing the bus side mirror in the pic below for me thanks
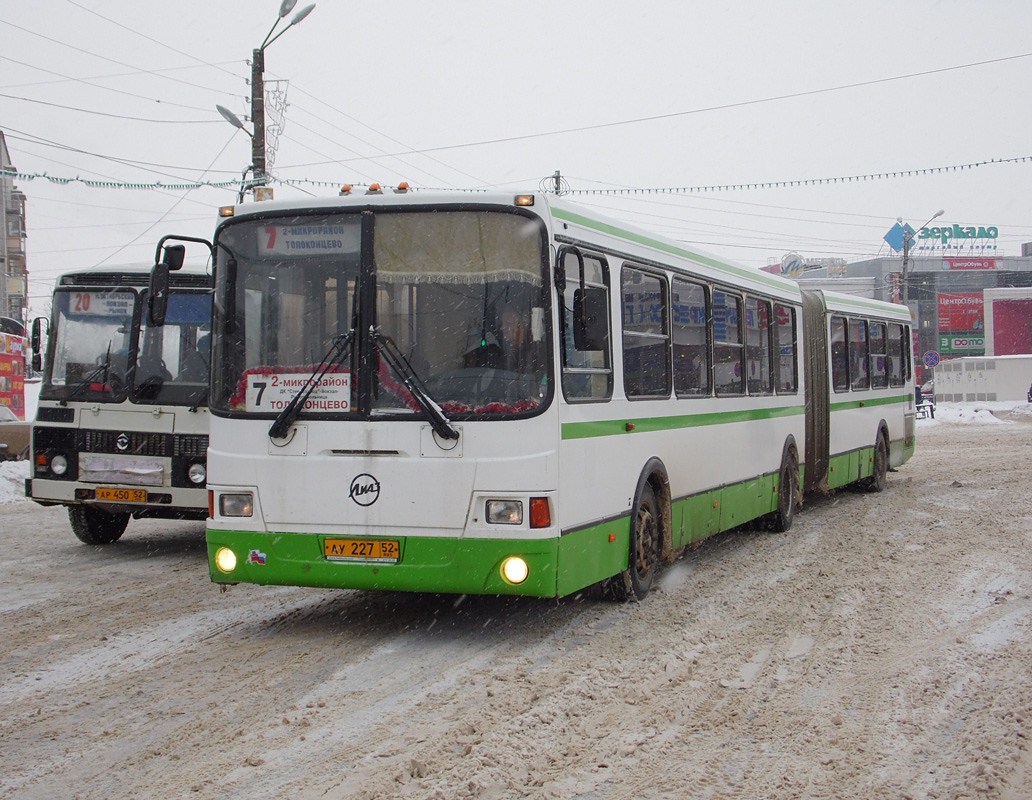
[31,317,43,372]
[573,287,608,351]
[164,244,186,271]
[149,262,171,326]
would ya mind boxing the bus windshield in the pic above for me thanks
[42,286,211,406]
[211,209,551,419]
[43,288,135,403]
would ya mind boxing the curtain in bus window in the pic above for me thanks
[831,316,848,392]
[848,318,870,390]
[672,279,709,396]
[869,321,887,388]
[621,268,669,398]
[774,303,797,393]
[713,290,743,395]
[374,212,541,285]
[887,323,904,386]
[745,298,772,395]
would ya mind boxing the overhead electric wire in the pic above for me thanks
[277,52,1032,167]
[0,92,218,124]
[0,18,239,98]
[61,0,243,81]
[0,54,220,114]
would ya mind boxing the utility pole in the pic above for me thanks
[250,47,267,191]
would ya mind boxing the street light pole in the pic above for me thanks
[901,208,945,310]
[220,1,315,201]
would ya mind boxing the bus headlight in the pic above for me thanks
[219,493,253,517]
[500,556,529,585]
[486,500,523,525]
[214,547,237,574]
[187,463,207,485]
[50,454,69,476]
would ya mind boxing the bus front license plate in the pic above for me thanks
[324,538,400,563]
[96,487,148,503]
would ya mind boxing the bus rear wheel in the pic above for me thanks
[764,449,799,533]
[69,506,130,545]
[862,432,889,493]
[605,483,661,601]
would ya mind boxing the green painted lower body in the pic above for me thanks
[208,440,910,598]
[206,523,633,599]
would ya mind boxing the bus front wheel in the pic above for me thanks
[69,506,130,545]
[605,482,661,601]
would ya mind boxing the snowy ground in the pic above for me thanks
[1,403,1030,799]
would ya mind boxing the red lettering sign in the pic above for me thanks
[938,292,984,332]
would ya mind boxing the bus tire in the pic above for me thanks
[69,505,130,545]
[764,448,799,533]
[604,482,661,601]
[862,431,889,493]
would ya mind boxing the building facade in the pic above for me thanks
[1,130,29,329]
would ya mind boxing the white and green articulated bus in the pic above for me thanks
[202,189,916,600]
[27,240,214,544]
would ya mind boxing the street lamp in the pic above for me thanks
[901,208,944,308]
[219,0,316,202]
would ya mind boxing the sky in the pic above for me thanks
[3,0,1032,319]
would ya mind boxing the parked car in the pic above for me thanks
[0,405,30,461]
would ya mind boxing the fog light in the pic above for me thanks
[500,556,529,585]
[214,547,237,574]
[50,454,68,476]
[486,499,523,525]
[187,463,207,485]
[219,493,253,517]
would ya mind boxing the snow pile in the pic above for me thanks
[918,401,1030,427]
[0,460,29,504]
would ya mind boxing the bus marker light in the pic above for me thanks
[218,205,235,217]
[500,556,529,585]
[625,422,636,432]
[529,497,550,529]
[609,533,616,543]
[514,194,534,206]
[486,500,522,525]
[214,547,237,574]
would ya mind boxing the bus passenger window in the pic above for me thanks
[849,318,870,390]
[887,323,904,386]
[869,322,887,388]
[713,290,744,395]
[745,298,772,395]
[774,303,797,393]
[672,278,709,397]
[831,316,848,392]
[621,267,670,398]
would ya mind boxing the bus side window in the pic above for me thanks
[849,318,870,390]
[559,249,612,401]
[831,316,848,392]
[774,303,798,393]
[869,321,887,388]
[713,290,744,396]
[745,297,773,395]
[672,278,710,397]
[887,322,904,386]
[621,266,670,398]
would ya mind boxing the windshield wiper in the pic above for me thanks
[268,330,354,440]
[372,330,459,441]
[63,341,114,405]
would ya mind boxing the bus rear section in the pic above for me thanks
[27,268,212,544]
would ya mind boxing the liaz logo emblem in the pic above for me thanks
[349,473,381,506]
[116,433,130,451]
